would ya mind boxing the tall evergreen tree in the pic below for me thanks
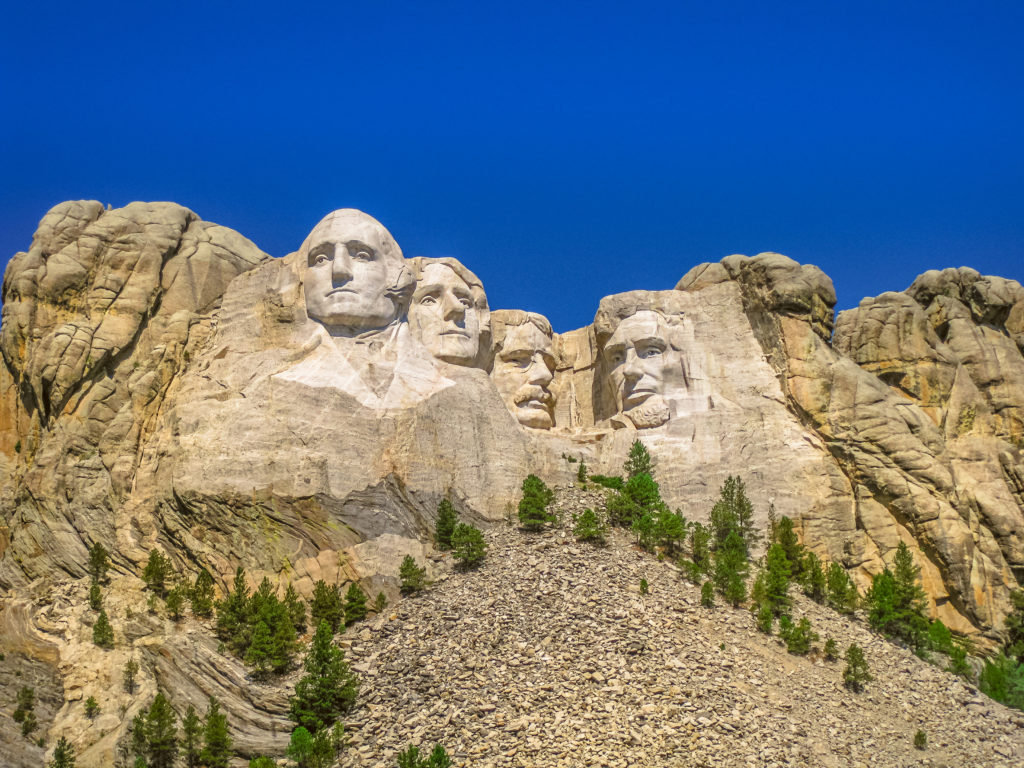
[88,541,109,584]
[89,582,103,612]
[775,517,804,578]
[713,530,749,606]
[607,472,663,528]
[289,620,360,733]
[142,550,172,597]
[866,542,929,649]
[451,523,487,569]
[760,542,792,615]
[434,499,459,550]
[191,569,215,618]
[284,584,306,635]
[801,551,827,603]
[93,608,114,648]
[709,476,759,556]
[624,439,653,480]
[826,562,858,614]
[399,555,427,594]
[48,736,76,768]
[216,567,251,653]
[200,697,232,768]
[144,693,178,768]
[181,705,202,768]
[343,583,368,626]
[310,580,345,635]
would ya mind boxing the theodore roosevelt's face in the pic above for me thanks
[303,213,401,331]
[604,310,682,428]
[408,263,482,366]
[491,323,556,429]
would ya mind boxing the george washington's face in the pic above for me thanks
[604,310,683,428]
[491,323,556,429]
[303,212,402,332]
[408,263,482,365]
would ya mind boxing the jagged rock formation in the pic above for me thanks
[1,202,1023,765]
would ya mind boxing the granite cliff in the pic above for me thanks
[1,201,1023,765]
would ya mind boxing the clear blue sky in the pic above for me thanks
[2,1,1022,332]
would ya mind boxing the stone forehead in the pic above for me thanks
[301,208,403,263]
[593,290,688,344]
[491,309,553,349]
[408,256,489,311]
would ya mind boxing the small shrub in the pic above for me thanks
[85,695,100,719]
[700,581,715,607]
[914,729,927,750]
[588,474,624,491]
[191,568,216,618]
[843,643,872,692]
[800,551,826,603]
[779,616,818,656]
[20,710,37,737]
[577,460,587,485]
[88,541,110,584]
[48,735,75,768]
[123,658,139,694]
[93,609,114,648]
[434,499,459,550]
[624,439,653,480]
[343,583,368,626]
[823,637,839,661]
[166,583,186,621]
[399,556,427,594]
[452,523,487,569]
[310,580,345,635]
[374,592,388,613]
[947,644,972,679]
[396,742,453,768]
[13,686,33,724]
[755,603,773,634]
[826,562,858,614]
[142,549,173,597]
[249,758,276,768]
[639,578,649,596]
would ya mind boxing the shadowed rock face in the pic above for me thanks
[1,204,1023,764]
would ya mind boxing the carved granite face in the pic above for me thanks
[303,210,404,333]
[409,262,482,366]
[604,310,684,428]
[492,322,556,429]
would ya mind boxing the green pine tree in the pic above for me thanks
[399,555,427,594]
[713,529,749,607]
[145,693,178,768]
[624,439,653,480]
[775,516,804,579]
[843,643,872,691]
[451,523,487,569]
[865,542,929,649]
[607,472,663,528]
[88,541,110,584]
[123,658,139,694]
[142,550,172,597]
[709,476,760,557]
[48,735,76,768]
[200,697,232,768]
[284,583,306,635]
[191,569,215,618]
[573,508,608,545]
[84,696,99,719]
[215,567,251,653]
[800,551,827,603]
[244,620,275,676]
[181,704,202,768]
[518,474,556,530]
[165,584,186,621]
[826,562,858,614]
[434,499,459,550]
[89,582,103,612]
[310,580,345,635]
[761,543,792,615]
[289,620,360,733]
[343,583,368,626]
[93,609,114,649]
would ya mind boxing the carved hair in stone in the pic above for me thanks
[299,209,415,337]
[595,299,690,429]
[407,256,490,367]
[490,310,556,429]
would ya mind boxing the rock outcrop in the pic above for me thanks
[1,203,1023,765]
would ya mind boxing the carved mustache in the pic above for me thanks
[513,386,553,407]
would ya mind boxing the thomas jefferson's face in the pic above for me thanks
[408,263,482,366]
[492,323,556,429]
[605,311,682,428]
[304,213,401,331]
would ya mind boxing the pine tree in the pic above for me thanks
[1006,589,1024,664]
[343,583,368,626]
[245,620,275,676]
[191,569,215,618]
[93,609,114,648]
[165,584,186,621]
[216,567,251,653]
[200,697,232,768]
[709,476,759,556]
[181,705,202,768]
[826,562,858,614]
[145,693,178,768]
[89,582,103,612]
[451,523,487,569]
[84,696,99,719]
[607,472,662,528]
[843,643,872,691]
[48,736,76,768]
[434,499,459,550]
[624,439,653,480]
[865,542,929,649]
[142,550,172,597]
[577,460,587,485]
[687,522,712,579]
[700,581,715,607]
[310,580,345,635]
[800,551,827,603]
[131,712,147,765]
[713,529,749,607]
[13,686,34,724]
[399,555,427,594]
[775,516,804,579]
[518,474,556,530]
[761,543,792,615]
[573,508,608,545]
[284,584,307,635]
[654,507,687,555]
[288,727,315,768]
[289,620,360,733]
[123,658,140,694]
[88,541,110,584]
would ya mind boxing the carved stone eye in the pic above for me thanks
[419,295,438,306]
[314,253,330,266]
[354,250,372,261]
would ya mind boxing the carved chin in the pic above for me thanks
[625,397,670,429]
[515,405,553,430]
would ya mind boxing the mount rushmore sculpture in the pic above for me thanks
[1,201,1023,642]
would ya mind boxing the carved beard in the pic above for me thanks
[625,396,670,429]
